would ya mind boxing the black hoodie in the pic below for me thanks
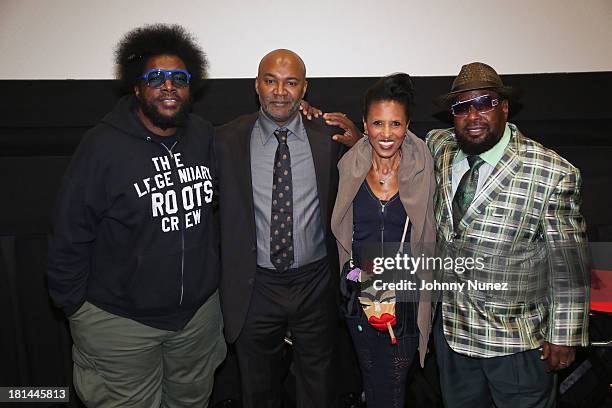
[47,95,219,330]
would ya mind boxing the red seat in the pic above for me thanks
[591,269,612,313]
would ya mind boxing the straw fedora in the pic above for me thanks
[434,62,521,108]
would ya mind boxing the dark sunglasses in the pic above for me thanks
[140,69,191,88]
[451,95,499,116]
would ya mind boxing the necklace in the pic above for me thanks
[371,153,401,185]
[376,171,393,185]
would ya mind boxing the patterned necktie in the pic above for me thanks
[270,129,294,272]
[452,155,484,232]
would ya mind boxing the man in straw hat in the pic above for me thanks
[426,62,589,407]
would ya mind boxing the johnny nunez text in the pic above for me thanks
[372,279,509,292]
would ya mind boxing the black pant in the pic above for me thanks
[434,315,556,408]
[345,303,418,408]
[235,259,337,408]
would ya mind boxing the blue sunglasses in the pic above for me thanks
[140,69,191,88]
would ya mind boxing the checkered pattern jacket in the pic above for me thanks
[426,123,589,358]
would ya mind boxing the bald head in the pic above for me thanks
[255,49,308,125]
[257,49,306,79]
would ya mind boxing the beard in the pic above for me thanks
[455,127,503,155]
[261,98,300,124]
[138,95,191,130]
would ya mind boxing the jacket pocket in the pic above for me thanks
[129,251,182,313]
[484,301,526,317]
[484,298,548,318]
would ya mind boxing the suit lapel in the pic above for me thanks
[236,113,259,240]
[438,143,458,235]
[303,119,332,229]
[460,135,523,231]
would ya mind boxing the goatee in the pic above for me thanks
[138,97,191,130]
[456,129,502,155]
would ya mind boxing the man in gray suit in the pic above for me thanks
[215,49,360,408]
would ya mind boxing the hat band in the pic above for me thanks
[450,80,504,94]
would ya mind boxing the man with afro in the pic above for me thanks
[47,24,226,407]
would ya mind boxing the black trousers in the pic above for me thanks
[345,309,418,408]
[235,259,337,408]
[434,315,556,408]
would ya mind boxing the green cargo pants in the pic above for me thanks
[68,291,227,408]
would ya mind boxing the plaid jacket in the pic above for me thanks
[426,123,589,358]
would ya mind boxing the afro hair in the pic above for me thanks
[115,23,208,93]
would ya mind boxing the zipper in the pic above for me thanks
[149,137,185,305]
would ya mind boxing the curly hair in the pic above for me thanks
[363,73,415,120]
[115,24,208,93]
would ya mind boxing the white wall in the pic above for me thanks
[1,0,611,79]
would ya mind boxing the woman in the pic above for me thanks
[331,73,436,407]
